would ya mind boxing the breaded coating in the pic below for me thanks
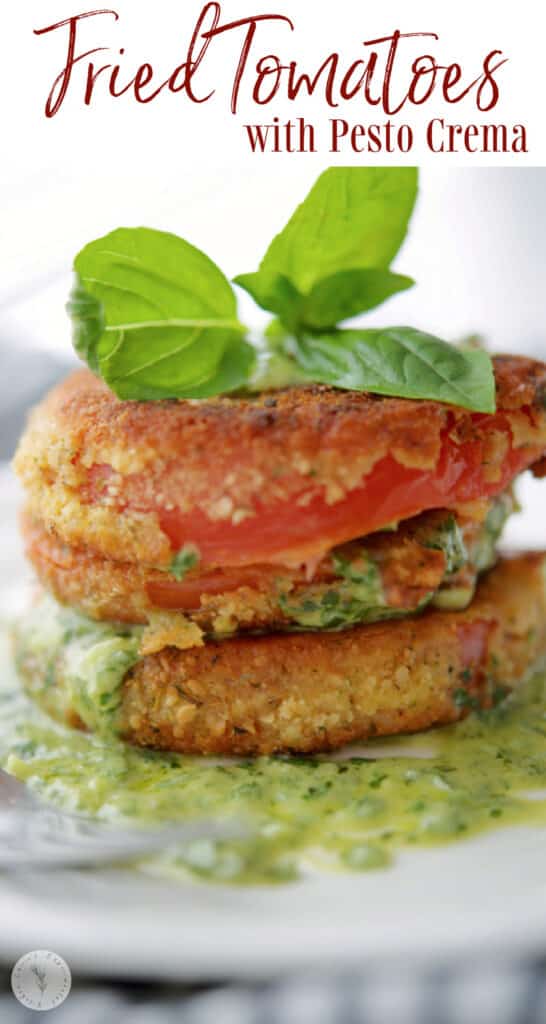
[119,553,546,753]
[14,358,546,569]
[18,554,546,755]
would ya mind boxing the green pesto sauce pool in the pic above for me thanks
[2,625,546,885]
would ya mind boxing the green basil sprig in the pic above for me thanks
[67,169,496,412]
[273,327,496,411]
[68,227,254,400]
[235,166,418,332]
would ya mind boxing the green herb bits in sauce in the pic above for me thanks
[12,597,142,737]
[3,620,546,886]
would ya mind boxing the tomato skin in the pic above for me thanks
[147,567,276,610]
[147,559,337,610]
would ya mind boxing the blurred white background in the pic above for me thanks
[1,167,545,362]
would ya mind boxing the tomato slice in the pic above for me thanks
[158,424,535,567]
[147,559,338,609]
[85,412,543,570]
[148,566,280,610]
[457,620,492,669]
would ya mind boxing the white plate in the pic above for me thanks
[1,465,546,981]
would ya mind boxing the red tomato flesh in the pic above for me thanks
[147,565,302,611]
[158,423,535,567]
[86,413,542,571]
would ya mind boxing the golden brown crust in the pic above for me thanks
[13,357,546,569]
[18,365,447,475]
[118,553,546,754]
[19,553,546,755]
[493,354,546,410]
[19,355,546,463]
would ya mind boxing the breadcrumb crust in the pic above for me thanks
[118,553,546,754]
[14,358,546,569]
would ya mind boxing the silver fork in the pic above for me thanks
[0,769,241,871]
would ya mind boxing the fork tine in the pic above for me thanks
[0,819,244,869]
[0,770,245,870]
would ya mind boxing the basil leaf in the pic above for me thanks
[234,271,302,332]
[299,269,414,328]
[69,227,247,399]
[253,167,418,288]
[284,327,496,412]
[235,167,418,328]
[66,279,104,373]
[170,544,200,580]
[177,334,257,399]
[236,268,414,331]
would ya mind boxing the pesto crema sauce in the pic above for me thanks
[2,618,546,885]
